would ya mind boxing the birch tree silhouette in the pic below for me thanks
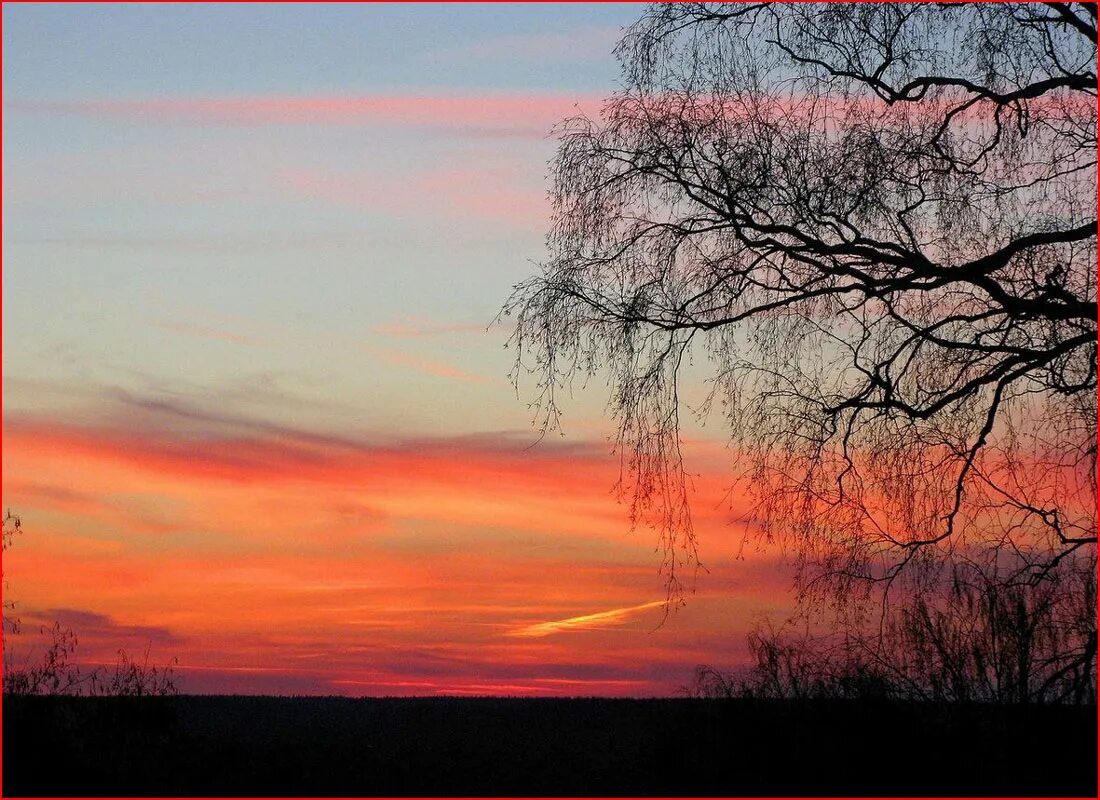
[504,1,1097,649]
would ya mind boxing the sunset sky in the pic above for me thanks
[2,3,793,696]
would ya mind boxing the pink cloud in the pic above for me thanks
[10,90,1083,145]
[364,344,491,384]
[6,93,602,137]
[370,316,488,338]
[280,163,548,227]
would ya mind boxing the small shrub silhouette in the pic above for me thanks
[2,510,178,698]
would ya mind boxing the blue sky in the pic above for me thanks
[3,3,636,94]
[3,3,644,435]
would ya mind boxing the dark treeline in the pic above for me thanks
[3,694,1096,797]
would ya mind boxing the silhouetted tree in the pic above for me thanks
[690,566,1097,703]
[505,2,1096,685]
[3,510,23,631]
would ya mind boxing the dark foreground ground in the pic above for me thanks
[2,695,1096,797]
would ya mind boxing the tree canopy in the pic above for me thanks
[505,2,1097,617]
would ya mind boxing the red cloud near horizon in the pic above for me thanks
[1,409,791,697]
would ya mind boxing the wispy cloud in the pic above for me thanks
[509,600,666,638]
[370,318,488,338]
[279,162,548,227]
[28,608,185,648]
[149,319,267,347]
[6,93,601,138]
[366,345,490,385]
[1,397,785,696]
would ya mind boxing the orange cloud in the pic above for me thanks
[1,409,789,696]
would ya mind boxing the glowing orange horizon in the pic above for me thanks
[1,414,793,696]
